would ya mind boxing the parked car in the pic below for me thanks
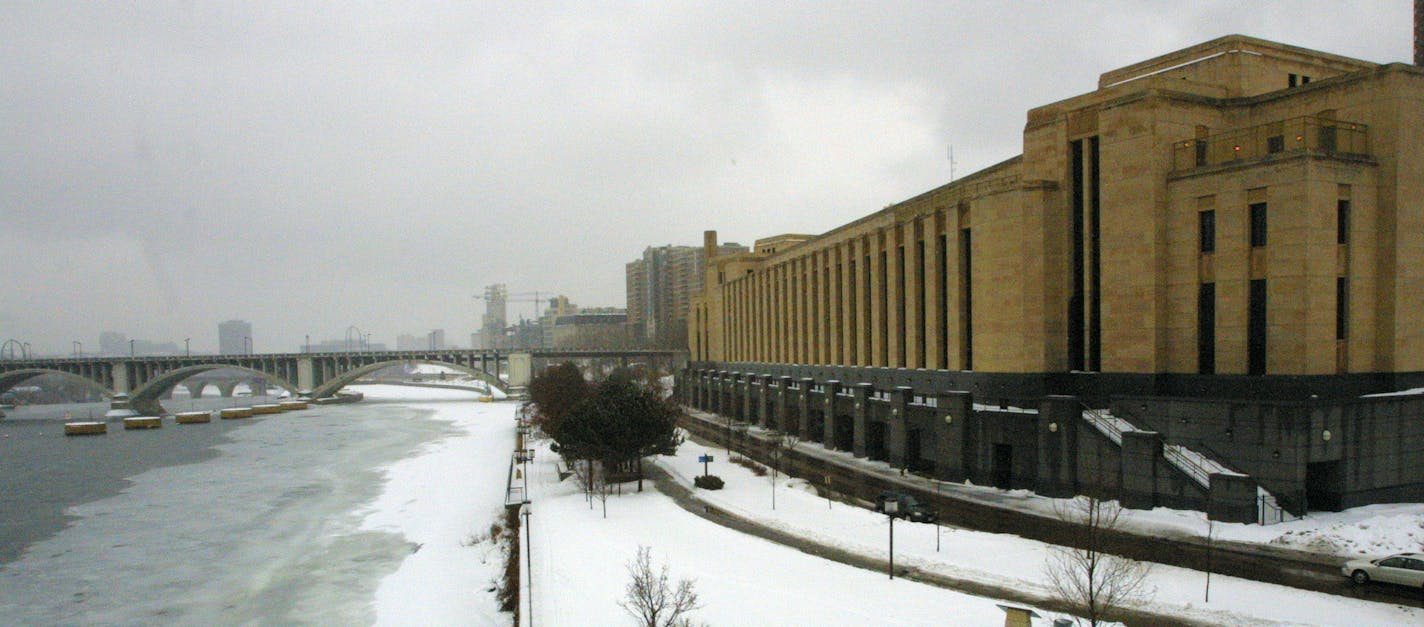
[874,491,937,523]
[1342,552,1424,588]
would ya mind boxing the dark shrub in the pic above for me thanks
[694,475,725,490]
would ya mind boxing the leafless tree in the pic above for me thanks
[618,545,702,627]
[767,431,800,510]
[1044,496,1153,626]
[592,461,613,518]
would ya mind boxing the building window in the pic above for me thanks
[1248,279,1267,375]
[1249,202,1268,247]
[1267,135,1284,153]
[1199,210,1216,253]
[1337,199,1351,245]
[1337,277,1349,341]
[1198,282,1215,374]
[1288,73,1298,88]
[1194,140,1208,167]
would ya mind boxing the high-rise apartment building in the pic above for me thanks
[218,320,253,355]
[626,242,746,348]
[477,284,508,350]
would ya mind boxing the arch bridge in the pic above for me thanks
[0,349,687,416]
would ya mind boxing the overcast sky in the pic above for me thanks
[0,1,1410,355]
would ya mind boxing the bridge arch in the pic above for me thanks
[0,368,114,399]
[310,359,507,400]
[128,364,300,415]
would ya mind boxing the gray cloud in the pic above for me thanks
[0,1,1409,354]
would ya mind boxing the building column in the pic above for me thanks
[925,212,945,369]
[758,375,773,428]
[830,247,843,364]
[822,380,841,449]
[852,383,872,457]
[774,376,791,431]
[869,233,885,367]
[888,227,904,368]
[905,222,923,369]
[1120,431,1163,511]
[935,391,972,482]
[741,373,753,423]
[798,377,815,441]
[888,386,911,468]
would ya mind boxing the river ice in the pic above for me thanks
[0,385,514,626]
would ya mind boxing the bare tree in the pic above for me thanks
[618,545,702,627]
[592,461,613,518]
[766,431,800,510]
[1044,496,1153,626]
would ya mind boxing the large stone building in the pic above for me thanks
[627,242,747,348]
[686,36,1424,519]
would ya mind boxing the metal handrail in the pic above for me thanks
[1079,403,1124,444]
[1162,444,1213,489]
[1172,115,1369,171]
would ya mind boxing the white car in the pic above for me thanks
[1342,552,1424,588]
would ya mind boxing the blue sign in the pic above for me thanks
[698,455,714,463]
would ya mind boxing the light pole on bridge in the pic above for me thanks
[184,338,190,357]
[244,336,252,355]
[129,339,134,357]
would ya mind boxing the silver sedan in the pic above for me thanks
[1342,553,1424,588]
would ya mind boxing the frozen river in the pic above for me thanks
[0,386,515,625]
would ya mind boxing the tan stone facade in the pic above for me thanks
[692,36,1424,379]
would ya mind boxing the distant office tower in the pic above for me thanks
[428,329,446,350]
[218,320,253,355]
[396,333,421,351]
[98,331,128,356]
[478,284,508,350]
[626,242,747,348]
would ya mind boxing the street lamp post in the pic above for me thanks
[522,503,533,626]
[184,338,190,357]
[129,339,135,357]
[883,497,899,579]
[305,334,310,353]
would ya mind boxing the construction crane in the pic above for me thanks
[472,290,553,322]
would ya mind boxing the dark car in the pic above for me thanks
[874,491,937,523]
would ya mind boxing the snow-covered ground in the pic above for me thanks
[524,440,1048,626]
[223,386,1419,625]
[346,385,518,625]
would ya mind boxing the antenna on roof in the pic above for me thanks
[947,144,957,181]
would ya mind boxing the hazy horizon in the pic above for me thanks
[1,2,1409,355]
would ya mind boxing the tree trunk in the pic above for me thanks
[637,457,644,492]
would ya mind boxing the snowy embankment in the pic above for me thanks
[346,385,518,626]
[525,439,1034,626]
[654,430,1424,626]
